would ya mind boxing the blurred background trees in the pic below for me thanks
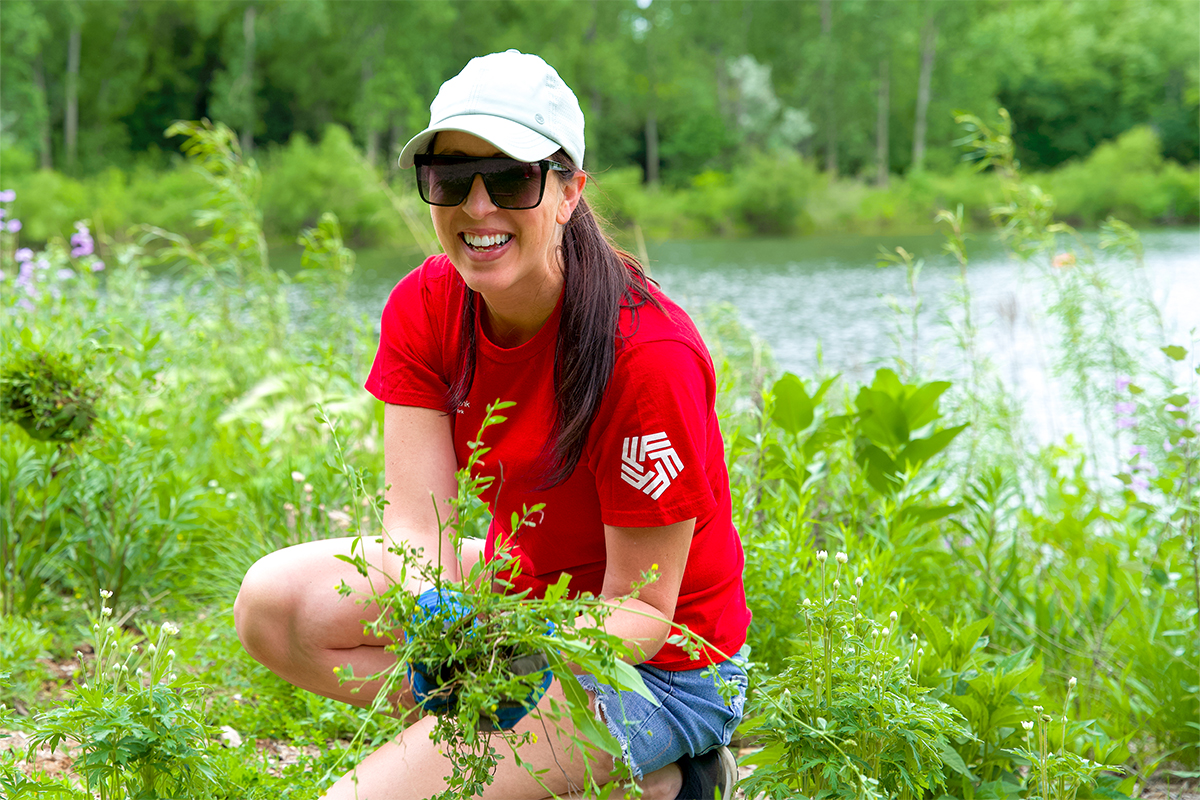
[1,0,1195,243]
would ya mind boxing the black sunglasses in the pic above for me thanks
[414,154,570,210]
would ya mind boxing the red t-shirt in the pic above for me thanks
[365,254,750,669]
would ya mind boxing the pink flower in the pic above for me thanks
[6,219,21,233]
[1115,375,1132,392]
[14,248,33,262]
[1128,445,1148,459]
[91,260,105,272]
[56,268,75,280]
[17,298,33,311]
[1131,475,1150,493]
[1114,401,1136,416]
[0,190,15,203]
[1117,417,1137,430]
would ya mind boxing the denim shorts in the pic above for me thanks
[574,645,750,779]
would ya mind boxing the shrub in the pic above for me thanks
[260,125,405,247]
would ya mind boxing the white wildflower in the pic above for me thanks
[816,550,828,563]
[291,471,305,482]
[836,552,848,564]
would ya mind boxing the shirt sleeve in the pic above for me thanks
[364,257,457,410]
[587,339,718,528]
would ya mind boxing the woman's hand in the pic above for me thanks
[380,403,462,587]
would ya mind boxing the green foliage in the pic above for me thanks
[262,126,404,246]
[30,613,217,800]
[0,616,51,707]
[0,338,100,442]
[740,551,973,800]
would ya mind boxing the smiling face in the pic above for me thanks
[430,131,585,343]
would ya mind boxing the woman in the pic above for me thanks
[234,50,750,800]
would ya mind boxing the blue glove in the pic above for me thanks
[480,620,556,732]
[405,587,474,714]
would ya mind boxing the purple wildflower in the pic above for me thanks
[1163,439,1175,452]
[70,228,95,258]
[1114,401,1137,416]
[1117,417,1137,430]
[56,268,75,280]
[6,219,22,233]
[17,298,33,311]
[0,190,15,203]
[34,258,49,271]
[1131,475,1150,493]
[1128,445,1148,459]
[0,210,6,220]
[14,248,33,262]
[1115,375,1133,392]
[91,260,105,272]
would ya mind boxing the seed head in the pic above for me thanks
[836,552,848,564]
[816,550,828,563]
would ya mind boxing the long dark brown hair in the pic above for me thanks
[445,150,661,488]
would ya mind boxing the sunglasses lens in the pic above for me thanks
[478,160,543,209]
[417,157,546,209]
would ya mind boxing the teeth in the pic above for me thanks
[464,233,512,248]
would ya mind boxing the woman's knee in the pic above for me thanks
[234,548,302,663]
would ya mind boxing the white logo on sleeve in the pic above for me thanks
[620,431,685,500]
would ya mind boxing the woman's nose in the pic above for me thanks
[462,174,496,217]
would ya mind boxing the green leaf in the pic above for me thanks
[1162,345,1187,361]
[902,381,952,430]
[1165,393,1190,407]
[899,424,969,471]
[856,389,910,449]
[771,373,814,435]
[545,652,624,760]
[935,737,977,781]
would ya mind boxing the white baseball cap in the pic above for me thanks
[397,50,585,170]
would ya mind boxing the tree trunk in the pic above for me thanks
[65,23,81,171]
[362,60,377,166]
[34,54,52,169]
[876,57,890,188]
[240,5,256,155]
[821,0,837,174]
[912,10,937,172]
[645,109,659,186]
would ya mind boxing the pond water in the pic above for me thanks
[314,227,1199,442]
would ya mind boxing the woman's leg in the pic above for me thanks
[235,536,487,707]
[320,677,682,800]
[235,538,680,798]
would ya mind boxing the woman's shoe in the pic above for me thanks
[674,745,738,800]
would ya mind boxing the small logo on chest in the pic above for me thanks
[620,432,684,500]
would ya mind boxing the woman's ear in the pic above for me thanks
[556,171,587,225]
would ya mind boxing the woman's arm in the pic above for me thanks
[591,517,695,664]
[380,403,462,589]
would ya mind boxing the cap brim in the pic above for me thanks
[398,114,561,168]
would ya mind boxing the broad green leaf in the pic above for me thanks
[1165,393,1190,407]
[545,651,624,760]
[899,424,969,471]
[771,373,814,435]
[856,389,910,449]
[870,368,905,397]
[903,381,952,430]
[935,738,977,781]
[1162,345,1187,361]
